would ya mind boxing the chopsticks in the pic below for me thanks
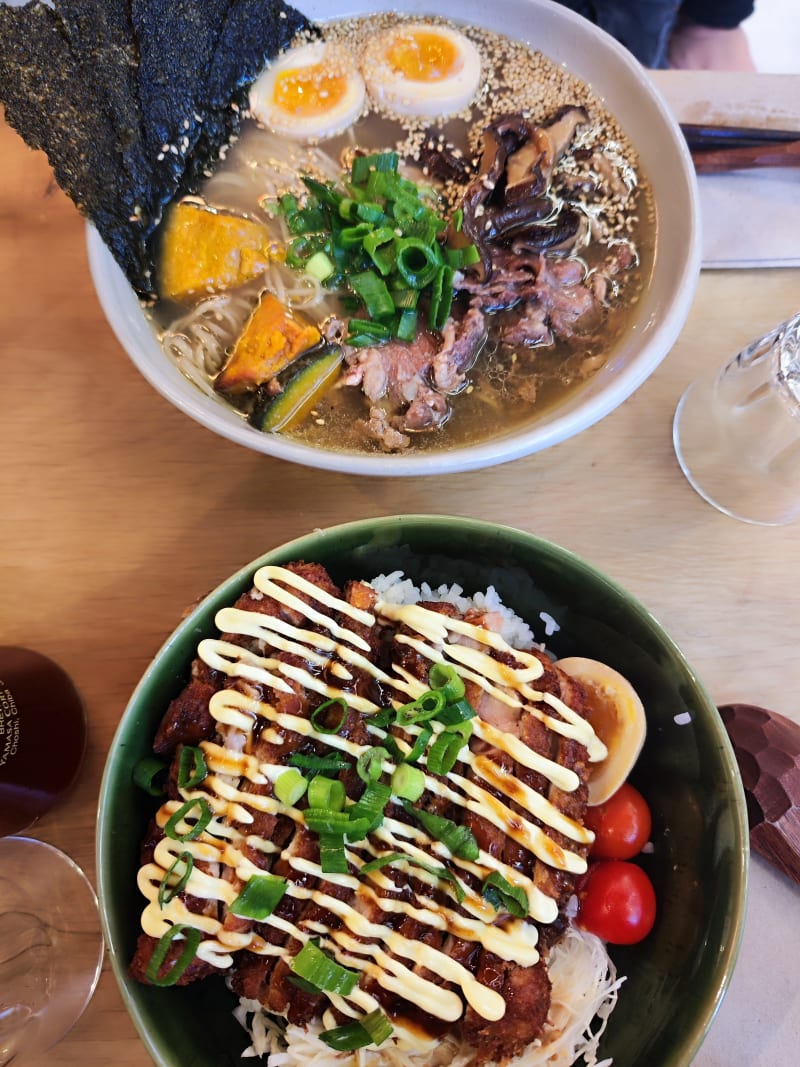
[680,122,800,173]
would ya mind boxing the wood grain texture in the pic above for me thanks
[719,704,800,885]
[2,103,800,1067]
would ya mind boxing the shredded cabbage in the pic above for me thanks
[233,924,623,1067]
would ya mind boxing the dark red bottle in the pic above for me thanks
[0,647,87,836]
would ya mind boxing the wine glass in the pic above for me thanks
[673,311,800,526]
[0,647,104,1065]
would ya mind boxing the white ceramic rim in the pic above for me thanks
[87,0,702,477]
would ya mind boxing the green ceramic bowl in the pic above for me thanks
[97,516,747,1067]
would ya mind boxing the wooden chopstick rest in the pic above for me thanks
[719,703,800,885]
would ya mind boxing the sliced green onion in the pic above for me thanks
[398,211,441,245]
[318,831,349,874]
[307,775,346,812]
[426,721,473,777]
[279,152,454,345]
[305,250,335,281]
[401,801,479,860]
[390,763,425,801]
[436,698,476,725]
[356,201,388,226]
[302,175,343,209]
[145,923,202,987]
[157,851,194,907]
[363,225,397,276]
[320,1009,393,1051]
[400,724,432,764]
[368,707,394,729]
[230,873,288,919]
[395,307,418,342]
[395,237,441,289]
[349,270,395,319]
[371,242,398,277]
[337,1011,392,1050]
[482,871,529,918]
[428,663,466,703]
[444,243,480,269]
[426,730,469,777]
[310,697,349,735]
[351,151,399,184]
[304,808,370,836]
[289,204,328,234]
[275,768,308,806]
[360,851,465,904]
[390,286,419,310]
[133,756,167,797]
[361,1009,394,1045]
[286,233,328,269]
[289,752,352,775]
[428,264,455,331]
[164,797,212,842]
[347,780,391,836]
[339,221,373,249]
[356,746,388,784]
[395,690,447,727]
[177,745,208,790]
[278,192,299,217]
[391,191,429,225]
[290,939,359,996]
[346,319,392,346]
[366,168,407,201]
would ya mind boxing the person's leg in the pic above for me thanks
[552,0,683,68]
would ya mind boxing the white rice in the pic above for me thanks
[369,572,538,650]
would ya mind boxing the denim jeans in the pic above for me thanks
[555,0,683,67]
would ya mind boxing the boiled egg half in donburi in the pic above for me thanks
[555,657,647,807]
[363,23,482,119]
[249,42,366,141]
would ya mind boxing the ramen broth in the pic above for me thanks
[151,14,654,454]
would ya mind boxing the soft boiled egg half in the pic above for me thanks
[363,23,482,119]
[249,42,366,142]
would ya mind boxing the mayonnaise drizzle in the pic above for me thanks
[139,566,606,1033]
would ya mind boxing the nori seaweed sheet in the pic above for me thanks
[0,0,312,298]
[0,2,150,287]
[206,0,314,107]
[131,0,235,210]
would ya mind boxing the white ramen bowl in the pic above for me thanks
[87,0,701,476]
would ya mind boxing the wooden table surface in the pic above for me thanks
[2,112,798,1067]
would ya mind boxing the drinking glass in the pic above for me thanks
[0,648,104,1065]
[672,311,800,525]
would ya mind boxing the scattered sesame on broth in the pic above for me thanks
[153,13,654,454]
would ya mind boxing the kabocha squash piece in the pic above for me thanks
[255,348,343,432]
[215,292,323,396]
[158,199,276,303]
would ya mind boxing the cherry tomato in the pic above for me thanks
[576,860,656,944]
[584,782,652,860]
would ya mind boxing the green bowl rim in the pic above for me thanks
[96,515,749,1066]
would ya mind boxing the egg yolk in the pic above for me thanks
[273,64,349,116]
[387,30,459,82]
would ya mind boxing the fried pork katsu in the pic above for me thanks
[130,562,604,1062]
